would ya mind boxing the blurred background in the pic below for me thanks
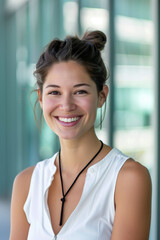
[0,0,159,239]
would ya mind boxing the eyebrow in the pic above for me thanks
[45,83,91,89]
[74,83,91,88]
[45,84,60,89]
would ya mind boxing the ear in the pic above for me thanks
[98,85,109,108]
[37,89,43,109]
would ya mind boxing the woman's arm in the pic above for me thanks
[111,159,152,240]
[9,166,34,240]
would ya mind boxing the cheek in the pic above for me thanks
[79,97,97,113]
[42,97,57,113]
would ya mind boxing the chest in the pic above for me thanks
[26,159,118,240]
[47,170,86,235]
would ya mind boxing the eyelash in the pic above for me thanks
[48,90,88,95]
[75,90,88,95]
[48,91,60,95]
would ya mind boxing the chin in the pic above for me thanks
[57,128,87,141]
[59,134,80,141]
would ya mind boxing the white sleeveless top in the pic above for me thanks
[24,148,130,240]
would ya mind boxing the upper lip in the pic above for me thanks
[55,115,82,118]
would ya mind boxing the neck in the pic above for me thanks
[58,130,101,173]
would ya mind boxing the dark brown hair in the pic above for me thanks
[33,30,109,128]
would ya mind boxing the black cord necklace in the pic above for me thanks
[58,140,103,226]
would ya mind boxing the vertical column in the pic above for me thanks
[77,0,82,36]
[108,0,115,147]
[156,0,160,239]
[5,12,17,195]
[0,0,7,196]
[57,0,65,38]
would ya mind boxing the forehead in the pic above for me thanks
[44,61,93,85]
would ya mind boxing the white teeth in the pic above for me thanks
[59,117,79,123]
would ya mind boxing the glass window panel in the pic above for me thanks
[114,1,154,238]
[40,0,58,45]
[114,0,154,167]
[80,0,109,143]
[80,0,108,33]
[63,1,79,35]
[6,0,28,11]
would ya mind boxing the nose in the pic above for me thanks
[59,94,76,112]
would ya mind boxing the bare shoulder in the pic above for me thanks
[112,159,152,239]
[115,159,152,201]
[118,158,151,189]
[15,165,35,181]
[13,166,35,199]
[120,158,151,177]
[11,166,35,209]
[10,166,35,240]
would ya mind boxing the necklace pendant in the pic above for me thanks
[61,197,65,203]
[59,197,65,226]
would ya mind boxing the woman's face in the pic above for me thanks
[38,61,108,141]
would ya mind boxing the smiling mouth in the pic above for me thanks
[58,116,80,123]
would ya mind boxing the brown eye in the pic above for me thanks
[75,90,87,95]
[49,91,60,95]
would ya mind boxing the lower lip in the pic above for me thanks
[56,117,81,127]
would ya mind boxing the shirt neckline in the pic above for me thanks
[45,147,119,237]
[49,147,118,172]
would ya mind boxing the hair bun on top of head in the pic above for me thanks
[81,30,107,51]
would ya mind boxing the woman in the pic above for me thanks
[10,30,151,240]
